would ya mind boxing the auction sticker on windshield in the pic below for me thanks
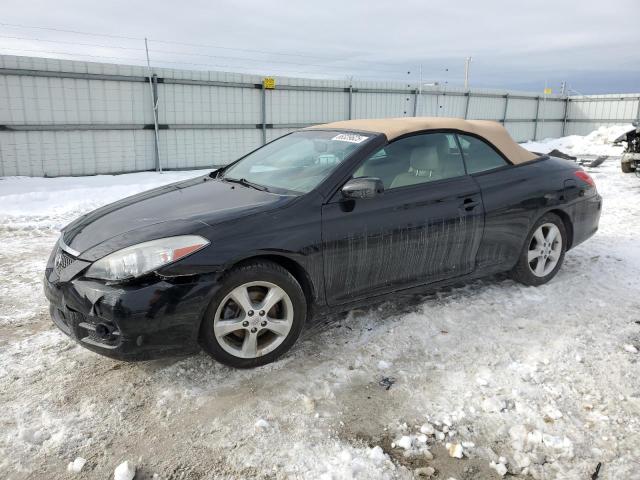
[331,133,369,144]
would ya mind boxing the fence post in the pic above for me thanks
[144,38,162,172]
[348,83,353,119]
[502,94,509,124]
[464,91,471,119]
[261,83,267,145]
[533,96,541,140]
[636,95,640,124]
[0,133,4,177]
[413,87,419,116]
[562,97,570,137]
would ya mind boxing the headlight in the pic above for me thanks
[85,235,210,281]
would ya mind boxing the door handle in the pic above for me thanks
[461,198,479,211]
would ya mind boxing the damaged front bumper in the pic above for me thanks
[43,245,221,361]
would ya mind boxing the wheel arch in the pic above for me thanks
[228,254,318,314]
[547,208,574,250]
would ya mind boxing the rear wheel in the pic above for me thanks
[200,261,306,368]
[510,213,567,286]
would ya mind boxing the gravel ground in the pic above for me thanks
[1,139,639,479]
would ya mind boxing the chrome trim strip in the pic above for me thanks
[59,236,81,257]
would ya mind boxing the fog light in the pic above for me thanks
[95,323,112,339]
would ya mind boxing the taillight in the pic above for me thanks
[574,170,595,188]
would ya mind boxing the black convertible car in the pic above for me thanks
[44,118,602,367]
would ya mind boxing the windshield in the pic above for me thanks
[221,130,372,194]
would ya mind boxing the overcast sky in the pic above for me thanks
[1,0,638,94]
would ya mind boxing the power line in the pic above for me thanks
[148,38,355,63]
[0,45,410,81]
[0,46,147,62]
[0,34,145,51]
[0,21,412,69]
[0,22,346,62]
[147,48,408,74]
[0,33,410,74]
[0,22,142,41]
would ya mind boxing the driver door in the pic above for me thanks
[321,132,484,305]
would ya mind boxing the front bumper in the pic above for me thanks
[44,250,222,361]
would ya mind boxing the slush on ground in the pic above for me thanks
[0,126,638,479]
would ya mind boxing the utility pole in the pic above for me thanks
[464,57,472,90]
[541,80,547,138]
[414,65,422,117]
[145,38,162,173]
[348,75,353,120]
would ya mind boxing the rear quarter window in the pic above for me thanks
[458,134,509,174]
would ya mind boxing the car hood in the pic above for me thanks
[63,175,293,260]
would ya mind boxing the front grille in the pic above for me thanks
[55,249,75,274]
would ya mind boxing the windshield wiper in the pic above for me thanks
[222,176,269,192]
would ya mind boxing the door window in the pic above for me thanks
[457,134,509,173]
[353,132,466,189]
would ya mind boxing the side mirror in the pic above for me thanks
[341,177,384,200]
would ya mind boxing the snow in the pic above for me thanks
[490,460,508,476]
[67,457,86,473]
[420,423,435,436]
[0,169,206,231]
[367,445,388,464]
[445,442,464,459]
[254,418,270,429]
[1,127,639,479]
[113,460,136,480]
[377,359,392,369]
[521,124,632,157]
[396,435,413,450]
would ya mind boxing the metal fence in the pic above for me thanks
[1,54,638,177]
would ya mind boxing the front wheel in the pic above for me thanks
[510,213,567,286]
[200,261,307,368]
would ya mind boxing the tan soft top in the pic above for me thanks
[307,117,537,165]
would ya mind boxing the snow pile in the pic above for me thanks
[113,460,136,480]
[521,124,632,156]
[0,169,207,230]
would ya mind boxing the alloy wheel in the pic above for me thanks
[213,281,294,359]
[527,223,562,277]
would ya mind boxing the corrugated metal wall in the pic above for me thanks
[1,54,638,177]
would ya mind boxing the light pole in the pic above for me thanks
[464,56,472,90]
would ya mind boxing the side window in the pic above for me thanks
[353,133,466,190]
[457,134,509,174]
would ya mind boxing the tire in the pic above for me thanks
[510,213,567,286]
[200,260,307,368]
[621,161,633,173]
